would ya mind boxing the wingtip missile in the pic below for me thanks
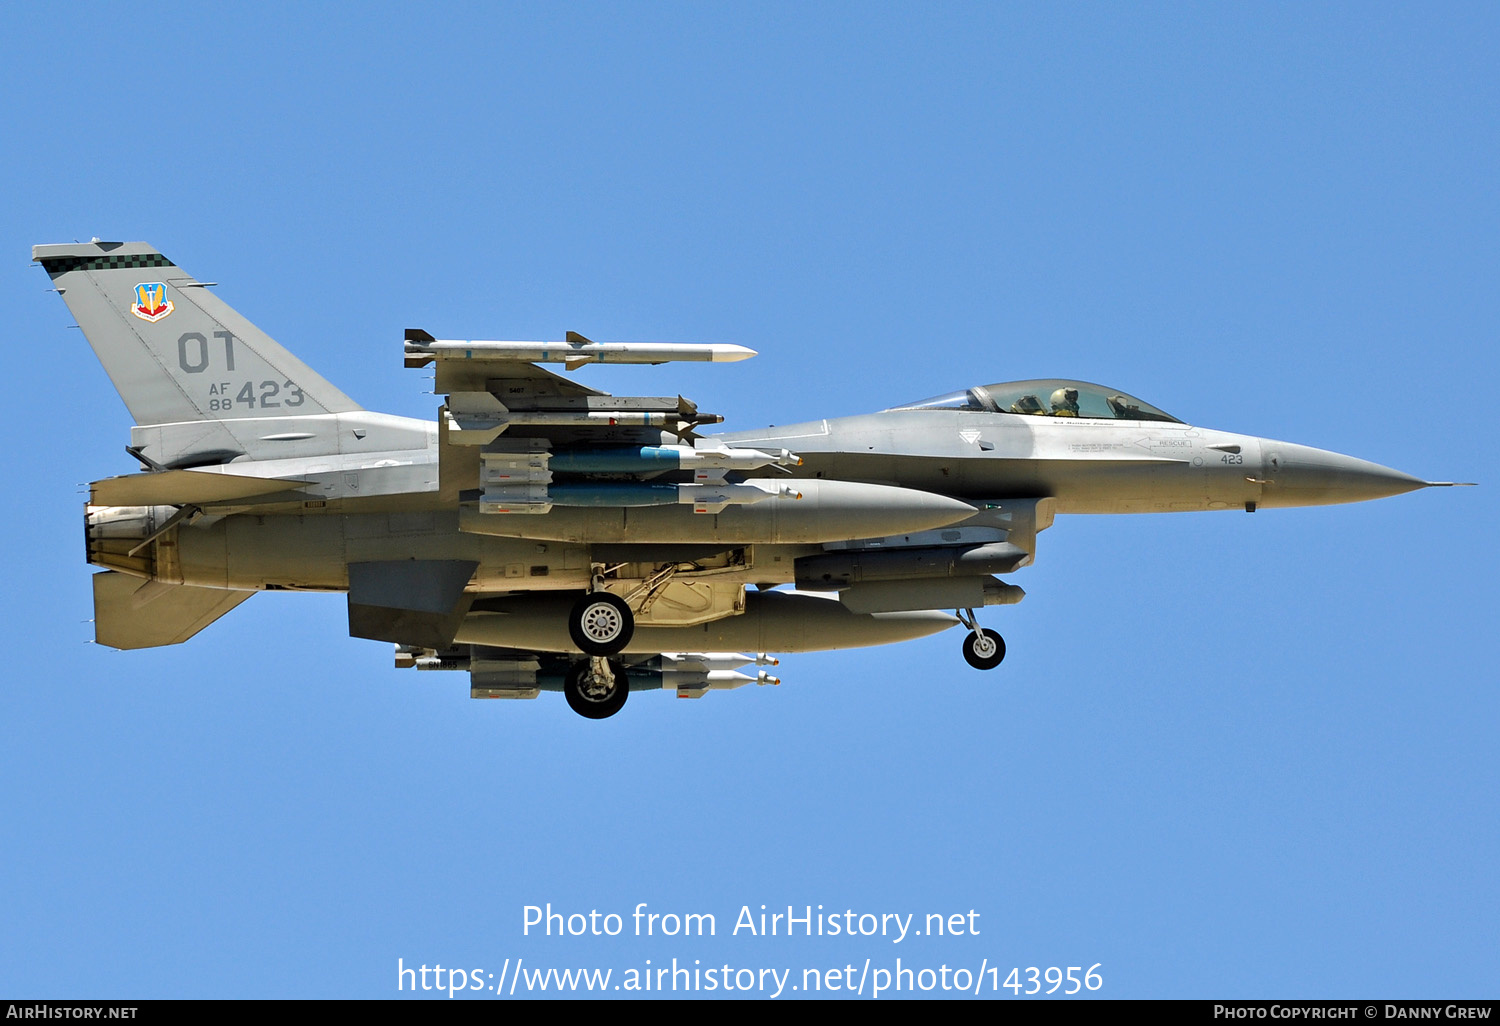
[404,334,757,367]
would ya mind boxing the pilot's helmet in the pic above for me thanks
[1050,387,1080,414]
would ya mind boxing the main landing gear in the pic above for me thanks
[564,580,636,718]
[564,657,630,719]
[568,591,635,656]
[956,608,1005,671]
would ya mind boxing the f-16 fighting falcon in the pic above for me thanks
[39,241,1469,718]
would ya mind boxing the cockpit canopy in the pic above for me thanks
[890,379,1181,423]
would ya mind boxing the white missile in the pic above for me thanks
[662,669,781,699]
[659,652,781,672]
[406,330,756,368]
[548,444,801,475]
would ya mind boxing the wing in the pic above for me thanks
[344,329,792,660]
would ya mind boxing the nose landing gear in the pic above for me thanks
[956,607,1006,670]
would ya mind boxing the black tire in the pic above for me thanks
[962,628,1006,670]
[564,659,630,719]
[568,592,635,656]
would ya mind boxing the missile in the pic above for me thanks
[468,665,780,700]
[658,652,780,672]
[394,643,783,700]
[478,480,802,515]
[665,670,781,699]
[549,444,801,475]
[551,667,778,694]
[398,647,784,682]
[445,402,725,445]
[472,410,724,430]
[406,330,756,368]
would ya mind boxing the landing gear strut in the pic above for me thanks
[957,607,1005,670]
[564,657,630,719]
[568,591,635,656]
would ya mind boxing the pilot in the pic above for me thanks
[1049,387,1080,417]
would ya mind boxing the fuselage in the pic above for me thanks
[721,407,1428,513]
[84,402,1427,598]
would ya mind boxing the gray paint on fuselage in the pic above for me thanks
[714,411,1272,512]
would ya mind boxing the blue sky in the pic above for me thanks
[2,3,1494,999]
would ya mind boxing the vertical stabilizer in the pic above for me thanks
[35,241,362,464]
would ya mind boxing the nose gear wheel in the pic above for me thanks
[962,628,1006,670]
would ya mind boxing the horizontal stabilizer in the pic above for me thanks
[92,570,254,649]
[91,470,311,507]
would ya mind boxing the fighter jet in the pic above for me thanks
[38,241,1468,718]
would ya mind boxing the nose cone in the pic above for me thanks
[1260,442,1429,507]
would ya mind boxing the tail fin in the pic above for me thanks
[35,241,361,464]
